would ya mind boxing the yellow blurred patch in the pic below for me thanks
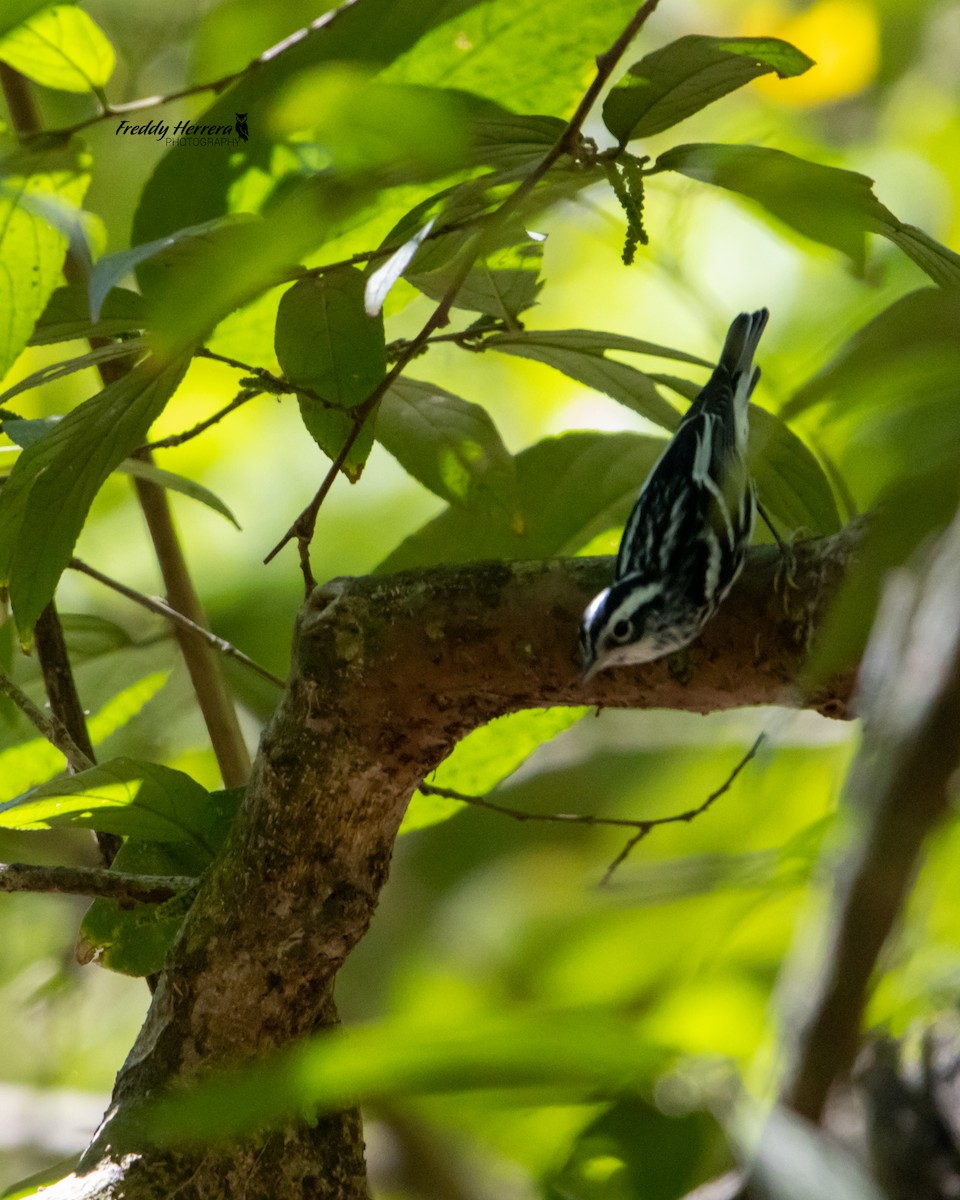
[747,0,879,106]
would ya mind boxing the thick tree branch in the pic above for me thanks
[38,530,857,1200]
[0,862,195,904]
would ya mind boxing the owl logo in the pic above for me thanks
[235,112,249,142]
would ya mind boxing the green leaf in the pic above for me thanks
[653,143,883,269]
[0,5,115,93]
[87,215,258,323]
[880,221,960,290]
[0,0,56,40]
[603,35,813,143]
[0,758,218,847]
[403,707,586,834]
[275,267,386,478]
[0,354,190,636]
[470,111,566,174]
[407,230,545,318]
[785,289,960,417]
[0,142,90,378]
[378,377,517,509]
[485,330,684,431]
[0,673,168,803]
[748,407,840,535]
[151,1007,661,1142]
[29,285,146,345]
[380,431,663,571]
[0,340,148,406]
[115,460,240,528]
[58,612,136,659]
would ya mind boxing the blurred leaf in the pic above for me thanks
[748,1105,884,1200]
[275,267,386,478]
[785,289,960,417]
[0,673,168,803]
[131,0,484,245]
[0,5,114,93]
[653,143,881,269]
[80,788,242,977]
[880,221,960,290]
[0,340,147,406]
[0,141,90,378]
[116,460,240,528]
[58,612,137,659]
[0,0,56,39]
[545,1096,722,1200]
[87,215,257,322]
[807,463,960,685]
[748,407,840,535]
[151,1007,662,1142]
[269,66,475,179]
[403,707,587,833]
[0,758,218,847]
[603,35,813,143]
[378,377,517,509]
[486,329,685,430]
[0,354,190,637]
[379,431,664,571]
[29,284,146,344]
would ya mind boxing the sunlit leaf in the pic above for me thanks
[151,1007,662,1141]
[0,758,218,848]
[603,35,814,143]
[0,355,190,636]
[380,432,663,571]
[403,707,587,834]
[0,5,114,93]
[275,266,386,478]
[0,141,90,378]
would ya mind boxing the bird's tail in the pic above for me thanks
[720,308,769,400]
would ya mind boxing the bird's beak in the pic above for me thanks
[579,657,601,687]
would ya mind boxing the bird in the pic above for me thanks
[579,308,769,682]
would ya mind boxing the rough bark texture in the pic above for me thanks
[45,536,856,1200]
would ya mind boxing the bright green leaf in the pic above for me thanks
[0,5,114,93]
[275,267,386,477]
[0,354,190,636]
[0,142,90,379]
[0,673,168,803]
[378,377,517,509]
[0,340,148,407]
[403,707,586,834]
[380,432,664,571]
[151,1007,662,1142]
[0,758,217,848]
[0,0,55,40]
[603,36,814,143]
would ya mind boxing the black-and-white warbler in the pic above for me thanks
[580,308,769,681]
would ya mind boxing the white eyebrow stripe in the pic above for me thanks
[607,582,662,629]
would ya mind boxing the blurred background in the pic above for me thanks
[1,0,958,1195]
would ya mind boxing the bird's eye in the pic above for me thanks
[612,619,631,642]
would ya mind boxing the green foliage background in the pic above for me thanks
[0,0,958,1196]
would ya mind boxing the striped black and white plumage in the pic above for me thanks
[580,308,769,681]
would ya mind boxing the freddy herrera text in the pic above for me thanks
[115,119,238,140]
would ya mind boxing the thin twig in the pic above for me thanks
[417,730,765,886]
[18,0,364,143]
[69,558,285,690]
[0,666,94,774]
[140,386,261,452]
[263,0,663,587]
[0,861,196,905]
[195,348,340,409]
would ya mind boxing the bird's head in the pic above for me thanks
[578,576,672,683]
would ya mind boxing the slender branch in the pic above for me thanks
[263,0,663,584]
[194,348,340,410]
[0,861,196,904]
[17,0,364,143]
[421,730,764,885]
[140,386,261,452]
[0,665,93,773]
[69,558,285,690]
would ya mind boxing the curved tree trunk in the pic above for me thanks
[45,537,856,1199]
